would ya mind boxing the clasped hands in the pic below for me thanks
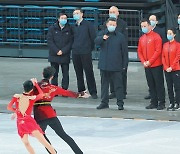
[57,50,63,56]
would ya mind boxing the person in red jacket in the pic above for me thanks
[138,18,166,110]
[33,66,83,154]
[162,28,180,111]
[7,78,56,154]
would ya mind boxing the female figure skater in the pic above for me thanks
[162,28,180,111]
[7,78,56,154]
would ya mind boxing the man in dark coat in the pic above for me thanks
[71,8,98,99]
[176,14,180,42]
[95,18,128,110]
[47,13,73,90]
[106,6,129,100]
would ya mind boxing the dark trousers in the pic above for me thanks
[38,117,83,154]
[110,68,127,96]
[145,65,165,105]
[100,70,124,106]
[50,62,69,90]
[72,53,97,95]
[164,70,180,104]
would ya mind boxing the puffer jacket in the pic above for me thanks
[47,22,73,64]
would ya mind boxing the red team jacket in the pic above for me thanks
[33,79,78,122]
[138,30,163,67]
[162,40,180,71]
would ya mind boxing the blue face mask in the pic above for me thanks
[167,35,174,41]
[142,27,149,34]
[59,19,67,26]
[107,25,116,32]
[109,13,117,19]
[73,14,80,21]
[150,20,156,27]
[178,19,180,25]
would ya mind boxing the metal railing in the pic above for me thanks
[0,5,142,49]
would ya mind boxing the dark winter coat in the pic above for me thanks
[47,22,73,64]
[95,29,128,71]
[71,19,96,54]
[153,26,167,44]
[175,27,180,42]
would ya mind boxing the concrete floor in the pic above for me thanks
[1,57,180,121]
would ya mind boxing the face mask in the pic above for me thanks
[59,19,67,26]
[109,13,117,19]
[167,35,174,41]
[150,20,156,27]
[178,19,180,25]
[73,14,80,21]
[142,27,148,34]
[107,25,116,32]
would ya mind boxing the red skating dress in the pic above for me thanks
[7,83,44,138]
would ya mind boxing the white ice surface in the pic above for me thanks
[0,113,180,154]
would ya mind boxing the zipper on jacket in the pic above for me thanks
[168,42,170,67]
[145,35,148,61]
[105,37,109,70]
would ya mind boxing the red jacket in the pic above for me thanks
[138,30,163,67]
[162,40,180,71]
[33,79,78,122]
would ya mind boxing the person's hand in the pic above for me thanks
[144,61,150,67]
[143,61,148,67]
[31,78,37,85]
[103,35,109,40]
[57,50,62,56]
[166,67,172,72]
[11,113,17,120]
[146,61,150,67]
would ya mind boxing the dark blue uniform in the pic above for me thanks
[71,19,97,96]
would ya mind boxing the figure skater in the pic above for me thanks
[7,78,56,154]
[33,66,83,154]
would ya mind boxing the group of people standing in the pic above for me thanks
[47,6,180,111]
[138,14,180,111]
[47,6,129,110]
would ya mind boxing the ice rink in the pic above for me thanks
[1,113,180,154]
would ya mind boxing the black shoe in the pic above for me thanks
[144,94,151,99]
[109,93,116,99]
[145,104,158,109]
[157,104,165,110]
[91,94,98,99]
[118,105,124,110]
[96,103,109,109]
[172,103,179,111]
[167,104,174,111]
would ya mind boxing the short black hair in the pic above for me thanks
[73,7,83,13]
[167,27,177,34]
[43,66,56,80]
[23,80,33,92]
[140,18,151,25]
[58,12,67,18]
[106,17,117,24]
